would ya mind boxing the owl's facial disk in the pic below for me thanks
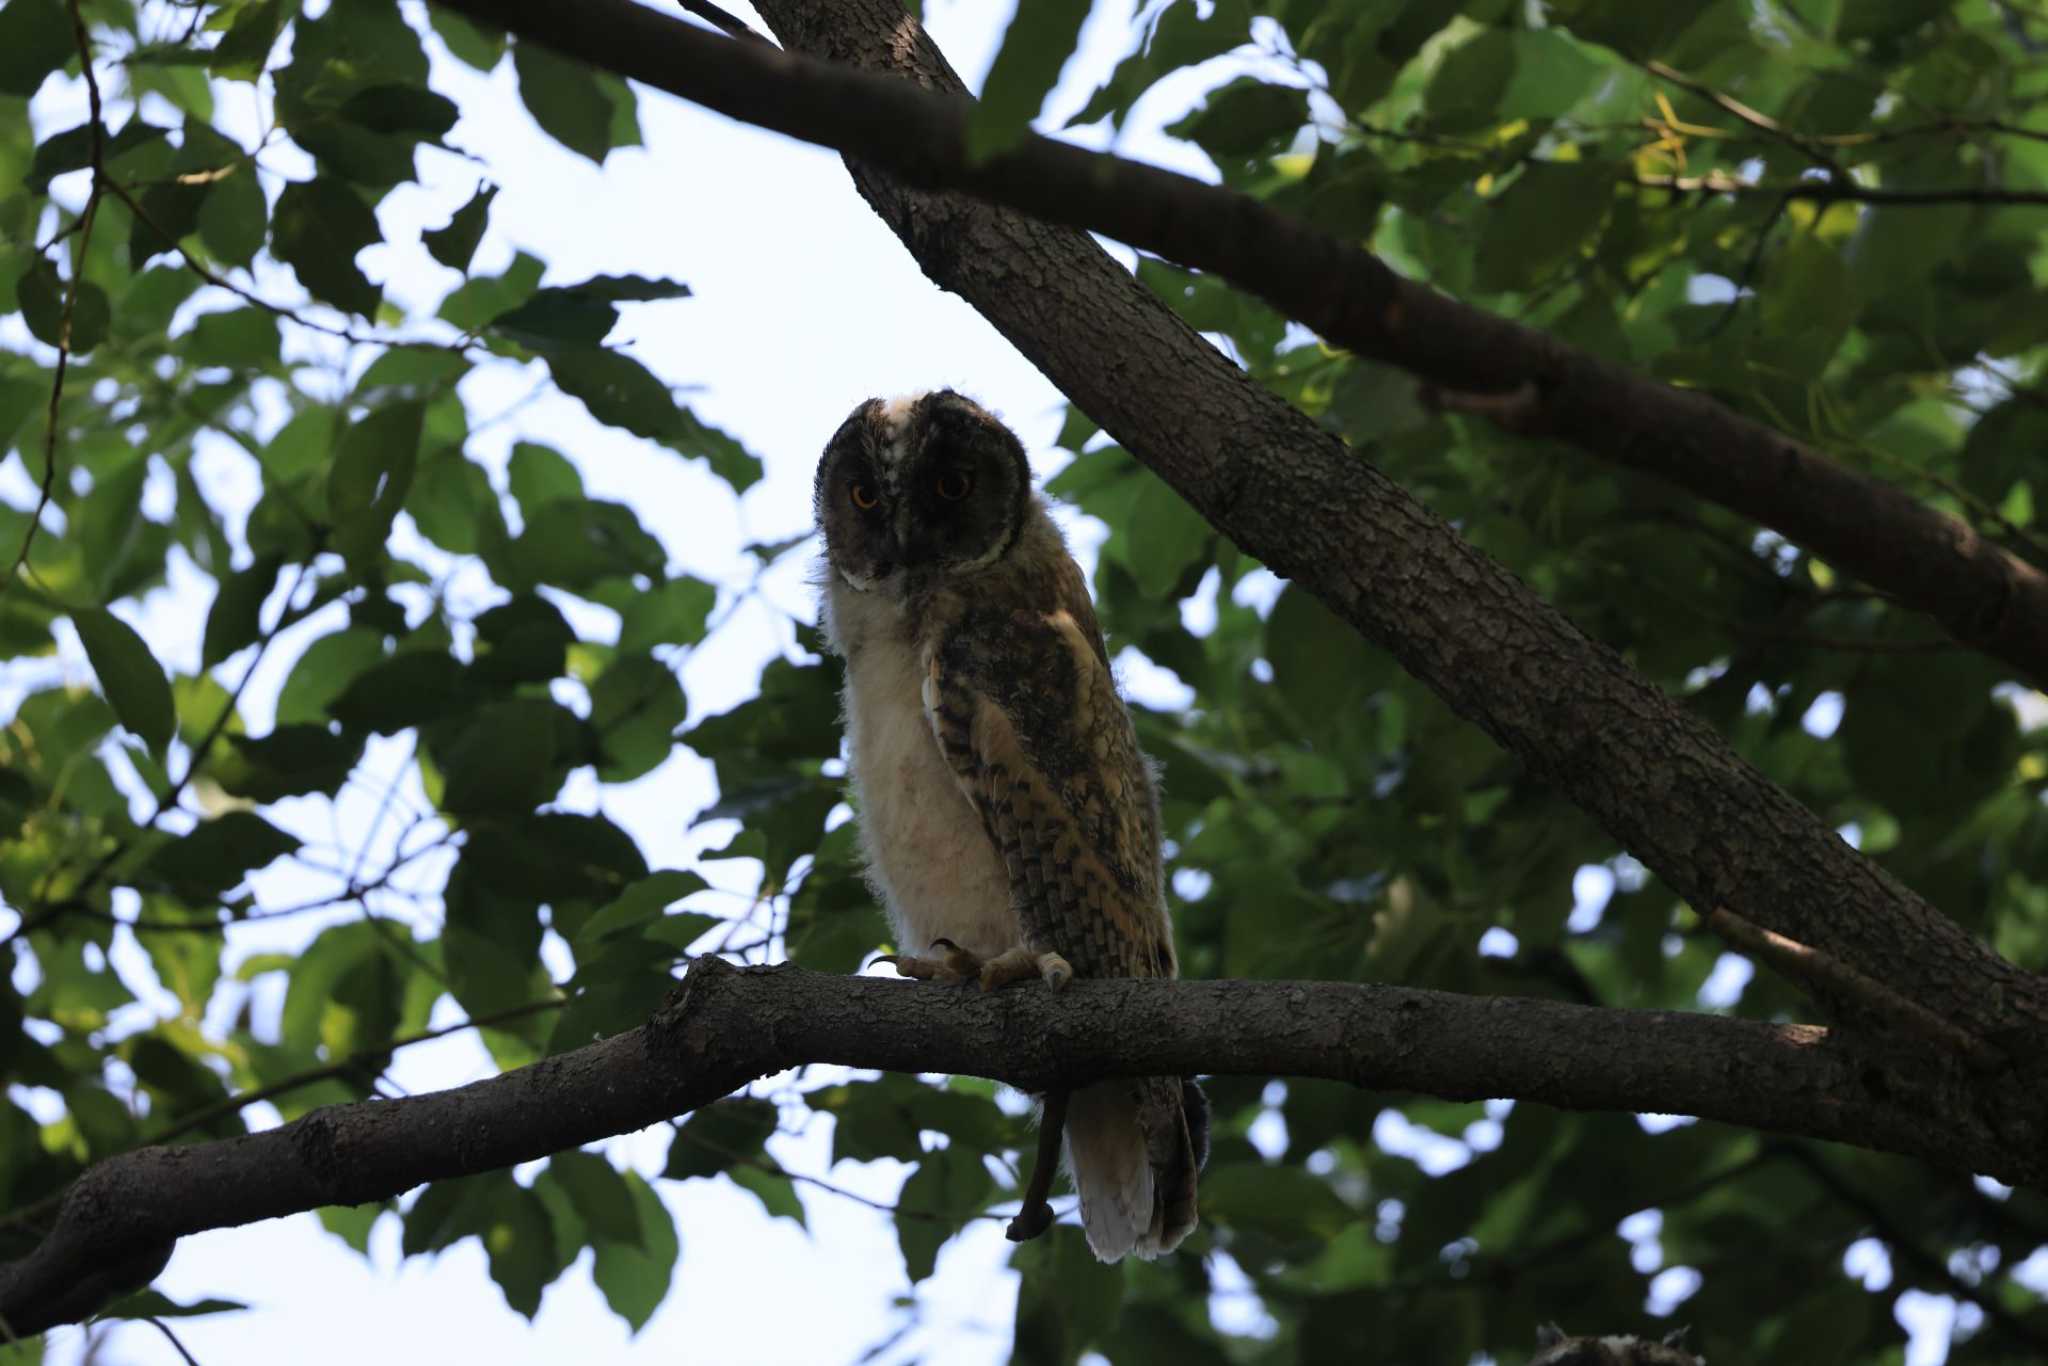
[815,390,1031,592]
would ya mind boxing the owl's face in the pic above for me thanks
[814,390,1032,592]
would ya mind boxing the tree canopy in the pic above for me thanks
[5,0,2048,1362]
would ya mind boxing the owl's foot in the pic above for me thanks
[978,946,1073,993]
[877,938,982,984]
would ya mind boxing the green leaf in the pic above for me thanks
[665,1099,779,1180]
[275,628,387,726]
[149,810,299,900]
[186,307,281,370]
[326,400,424,563]
[1265,585,1385,725]
[576,870,711,946]
[1120,479,1210,597]
[507,498,666,591]
[430,8,506,71]
[99,1291,248,1320]
[482,1184,559,1318]
[1199,1161,1355,1241]
[73,609,175,752]
[0,0,73,98]
[897,1146,992,1283]
[512,38,616,163]
[544,1150,642,1247]
[1168,77,1308,159]
[17,261,111,355]
[472,595,576,686]
[1425,28,1516,132]
[617,576,715,654]
[589,652,686,782]
[337,84,459,139]
[215,724,364,802]
[728,1165,806,1226]
[200,554,281,667]
[439,250,544,331]
[490,274,690,353]
[272,178,382,318]
[545,349,685,447]
[440,861,551,1023]
[424,183,496,271]
[1013,1226,1125,1365]
[1499,30,1605,120]
[435,698,574,816]
[209,0,287,81]
[317,1203,385,1254]
[969,0,1090,159]
[406,449,506,555]
[508,441,583,516]
[1475,160,1614,294]
[329,651,474,734]
[670,408,763,494]
[589,1173,676,1334]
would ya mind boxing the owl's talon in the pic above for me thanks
[1037,952,1072,991]
[876,952,937,981]
[880,941,984,984]
[972,945,1037,990]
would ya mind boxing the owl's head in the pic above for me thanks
[814,390,1033,592]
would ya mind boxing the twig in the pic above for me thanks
[1640,59,1844,175]
[1703,192,1792,338]
[1706,908,2001,1071]
[670,1122,1008,1224]
[9,0,107,597]
[139,1317,203,1366]
[1635,171,2048,206]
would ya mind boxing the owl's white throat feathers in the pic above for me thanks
[823,575,1016,964]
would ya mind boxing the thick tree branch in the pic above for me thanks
[0,961,2016,1335]
[430,0,2048,691]
[423,0,2048,1046]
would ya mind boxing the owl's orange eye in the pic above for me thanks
[934,471,972,501]
[850,481,879,510]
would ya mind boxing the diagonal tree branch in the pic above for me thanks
[422,0,2048,1046]
[428,0,2048,689]
[0,959,2017,1336]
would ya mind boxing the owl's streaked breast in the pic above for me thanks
[826,579,1015,961]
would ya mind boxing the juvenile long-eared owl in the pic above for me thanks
[815,389,1204,1262]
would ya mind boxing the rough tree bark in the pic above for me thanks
[0,960,2010,1335]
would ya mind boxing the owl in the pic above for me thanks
[1530,1325,1704,1366]
[814,389,1205,1262]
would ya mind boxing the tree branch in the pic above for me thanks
[424,0,2048,693]
[414,0,2048,1046]
[0,960,2017,1335]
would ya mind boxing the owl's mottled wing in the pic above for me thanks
[921,600,1171,982]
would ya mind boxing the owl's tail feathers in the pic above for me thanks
[1065,1075,1206,1262]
